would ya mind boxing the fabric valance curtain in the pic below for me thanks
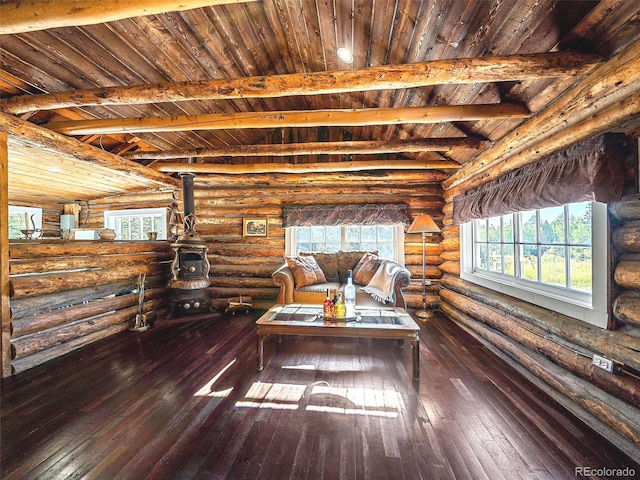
[453,133,630,225]
[282,203,410,227]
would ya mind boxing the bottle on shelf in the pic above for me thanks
[332,293,346,318]
[344,269,356,318]
[323,289,334,317]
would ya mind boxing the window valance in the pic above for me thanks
[453,133,630,225]
[282,203,410,227]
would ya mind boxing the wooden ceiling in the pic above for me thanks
[1,0,639,203]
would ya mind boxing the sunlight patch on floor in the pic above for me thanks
[193,358,236,397]
[234,381,404,417]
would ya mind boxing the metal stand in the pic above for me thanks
[415,232,433,320]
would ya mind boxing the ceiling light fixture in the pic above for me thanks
[337,47,353,64]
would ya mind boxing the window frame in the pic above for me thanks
[460,201,610,328]
[285,224,405,263]
[104,208,167,240]
[8,206,43,239]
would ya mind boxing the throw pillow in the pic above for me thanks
[299,251,339,282]
[285,255,327,288]
[353,252,383,285]
[337,250,378,283]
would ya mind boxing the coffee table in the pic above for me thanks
[256,303,421,380]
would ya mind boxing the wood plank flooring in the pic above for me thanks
[1,310,637,479]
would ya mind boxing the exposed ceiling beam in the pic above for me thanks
[44,104,529,135]
[153,160,461,174]
[123,137,488,160]
[0,0,258,35]
[0,52,601,115]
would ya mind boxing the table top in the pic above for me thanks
[256,303,420,334]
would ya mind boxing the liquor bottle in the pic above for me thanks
[344,269,356,317]
[332,288,339,306]
[323,289,334,317]
[333,293,346,318]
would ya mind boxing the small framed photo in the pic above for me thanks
[243,218,268,237]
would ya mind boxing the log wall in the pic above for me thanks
[192,170,446,309]
[440,188,640,462]
[6,189,176,375]
[8,240,172,374]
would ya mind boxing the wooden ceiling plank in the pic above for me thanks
[1,111,180,189]
[0,52,602,115]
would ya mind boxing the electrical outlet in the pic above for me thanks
[592,354,615,372]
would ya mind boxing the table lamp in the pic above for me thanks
[407,214,441,319]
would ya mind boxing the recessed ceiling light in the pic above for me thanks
[337,47,353,64]
[47,167,62,173]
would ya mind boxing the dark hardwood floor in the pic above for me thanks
[1,309,637,479]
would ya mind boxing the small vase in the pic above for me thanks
[98,228,117,241]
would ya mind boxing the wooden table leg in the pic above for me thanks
[257,334,264,371]
[411,338,420,381]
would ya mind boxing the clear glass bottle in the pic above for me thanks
[323,288,334,317]
[344,269,356,317]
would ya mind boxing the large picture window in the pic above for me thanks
[286,224,404,262]
[461,202,609,327]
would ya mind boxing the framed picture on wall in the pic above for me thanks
[243,218,268,237]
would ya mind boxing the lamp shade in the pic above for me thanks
[407,214,440,234]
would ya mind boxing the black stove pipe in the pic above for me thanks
[180,172,195,224]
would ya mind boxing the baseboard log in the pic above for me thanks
[440,302,640,459]
[612,222,640,253]
[11,264,165,298]
[613,291,640,328]
[610,198,640,222]
[11,324,129,374]
[11,287,169,338]
[439,274,640,371]
[12,299,163,359]
[440,288,640,406]
[206,287,279,298]
[614,260,640,290]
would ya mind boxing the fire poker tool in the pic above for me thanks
[130,274,149,332]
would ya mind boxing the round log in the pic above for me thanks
[613,291,640,328]
[612,222,640,253]
[609,198,640,222]
[614,261,640,290]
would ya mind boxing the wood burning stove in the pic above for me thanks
[168,173,214,315]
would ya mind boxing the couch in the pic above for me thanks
[272,251,411,308]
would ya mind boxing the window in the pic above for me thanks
[8,206,42,239]
[286,224,405,262]
[461,201,609,327]
[104,208,167,240]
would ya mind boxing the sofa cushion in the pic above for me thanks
[285,256,327,288]
[337,250,377,283]
[299,251,339,282]
[353,252,383,286]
